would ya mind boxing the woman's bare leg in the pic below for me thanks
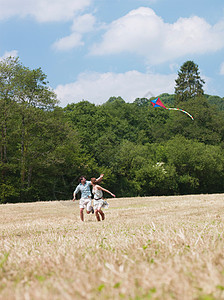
[95,210,101,221]
[99,209,105,220]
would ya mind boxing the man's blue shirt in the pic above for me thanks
[74,181,92,198]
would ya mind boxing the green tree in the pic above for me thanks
[0,57,21,202]
[206,94,224,111]
[106,96,125,104]
[163,97,224,145]
[175,61,205,104]
[0,57,61,202]
[133,97,149,107]
[27,108,95,201]
[0,57,19,164]
[13,58,57,196]
[159,136,224,194]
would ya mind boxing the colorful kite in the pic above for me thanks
[150,98,194,120]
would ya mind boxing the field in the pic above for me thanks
[0,194,224,300]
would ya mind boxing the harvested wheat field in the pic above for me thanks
[0,194,224,300]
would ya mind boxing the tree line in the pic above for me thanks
[1,58,224,203]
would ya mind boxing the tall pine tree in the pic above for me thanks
[175,61,205,104]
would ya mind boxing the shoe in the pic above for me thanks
[91,207,94,214]
[103,201,109,209]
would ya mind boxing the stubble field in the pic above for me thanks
[0,194,224,300]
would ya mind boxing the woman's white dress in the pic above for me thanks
[92,187,109,210]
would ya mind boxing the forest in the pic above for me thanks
[1,57,224,203]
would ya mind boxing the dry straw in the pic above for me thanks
[0,194,224,299]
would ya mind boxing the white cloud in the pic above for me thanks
[90,7,224,64]
[169,63,179,72]
[0,0,92,22]
[54,70,176,107]
[220,62,224,75]
[0,50,18,59]
[71,13,96,33]
[53,13,97,51]
[53,32,84,51]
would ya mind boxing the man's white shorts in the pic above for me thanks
[79,197,92,211]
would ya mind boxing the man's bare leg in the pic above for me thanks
[80,208,84,221]
[86,206,94,214]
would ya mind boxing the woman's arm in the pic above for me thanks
[95,174,104,184]
[96,185,115,197]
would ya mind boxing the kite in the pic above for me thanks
[150,97,194,120]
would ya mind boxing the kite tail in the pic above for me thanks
[167,107,194,120]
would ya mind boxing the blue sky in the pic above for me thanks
[0,0,224,107]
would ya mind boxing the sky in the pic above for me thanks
[0,0,224,107]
